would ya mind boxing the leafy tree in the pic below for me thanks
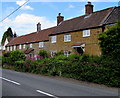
[99,21,120,60]
[1,27,13,44]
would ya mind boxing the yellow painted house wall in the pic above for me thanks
[49,28,102,56]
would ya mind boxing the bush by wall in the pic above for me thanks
[38,50,49,58]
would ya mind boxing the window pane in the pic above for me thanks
[83,30,90,37]
[23,44,26,49]
[64,34,71,42]
[51,36,56,43]
[39,42,44,48]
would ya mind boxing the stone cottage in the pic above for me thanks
[6,2,120,57]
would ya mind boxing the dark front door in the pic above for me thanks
[76,47,83,55]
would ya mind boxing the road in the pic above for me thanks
[1,69,119,97]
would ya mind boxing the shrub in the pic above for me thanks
[98,21,120,60]
[55,50,64,56]
[14,60,24,71]
[55,55,68,60]
[68,54,80,62]
[2,50,25,65]
[38,50,48,58]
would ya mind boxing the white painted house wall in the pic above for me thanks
[2,38,9,50]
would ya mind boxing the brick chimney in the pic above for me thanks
[57,13,64,26]
[37,22,41,32]
[85,2,93,15]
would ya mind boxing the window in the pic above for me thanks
[51,51,57,57]
[10,46,12,51]
[29,53,33,58]
[14,45,16,51]
[83,30,90,37]
[19,44,22,49]
[7,47,9,51]
[51,36,56,43]
[23,44,26,49]
[64,34,71,42]
[39,42,44,48]
[30,43,32,48]
[64,51,71,57]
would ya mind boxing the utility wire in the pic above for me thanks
[0,0,30,22]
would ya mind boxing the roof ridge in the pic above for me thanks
[62,7,115,24]
[37,26,57,32]
[16,32,37,38]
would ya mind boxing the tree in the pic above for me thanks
[99,21,120,59]
[1,27,13,44]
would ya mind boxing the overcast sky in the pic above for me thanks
[0,0,119,43]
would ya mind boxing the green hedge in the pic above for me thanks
[3,52,120,87]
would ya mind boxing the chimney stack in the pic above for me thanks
[57,13,64,26]
[85,2,93,15]
[37,22,41,32]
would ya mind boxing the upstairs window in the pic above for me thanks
[83,30,90,37]
[19,44,22,49]
[51,36,56,43]
[39,42,44,48]
[23,44,26,49]
[64,34,71,42]
[10,46,12,51]
[7,47,9,51]
[14,46,16,51]
[30,43,32,48]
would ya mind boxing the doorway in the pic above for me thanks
[76,47,84,55]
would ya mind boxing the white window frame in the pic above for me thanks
[83,30,90,37]
[7,47,9,51]
[51,51,57,57]
[19,44,22,49]
[30,43,32,48]
[64,34,71,42]
[14,45,16,51]
[23,44,26,49]
[10,46,12,51]
[39,42,44,48]
[51,36,56,43]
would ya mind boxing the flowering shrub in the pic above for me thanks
[36,55,43,60]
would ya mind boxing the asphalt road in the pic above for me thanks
[1,69,119,97]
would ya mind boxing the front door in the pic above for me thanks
[76,47,83,55]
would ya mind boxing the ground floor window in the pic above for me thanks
[64,51,71,57]
[51,51,57,57]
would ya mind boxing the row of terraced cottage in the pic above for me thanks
[5,2,120,58]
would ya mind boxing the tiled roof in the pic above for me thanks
[7,6,120,46]
[50,6,120,35]
[7,26,56,46]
